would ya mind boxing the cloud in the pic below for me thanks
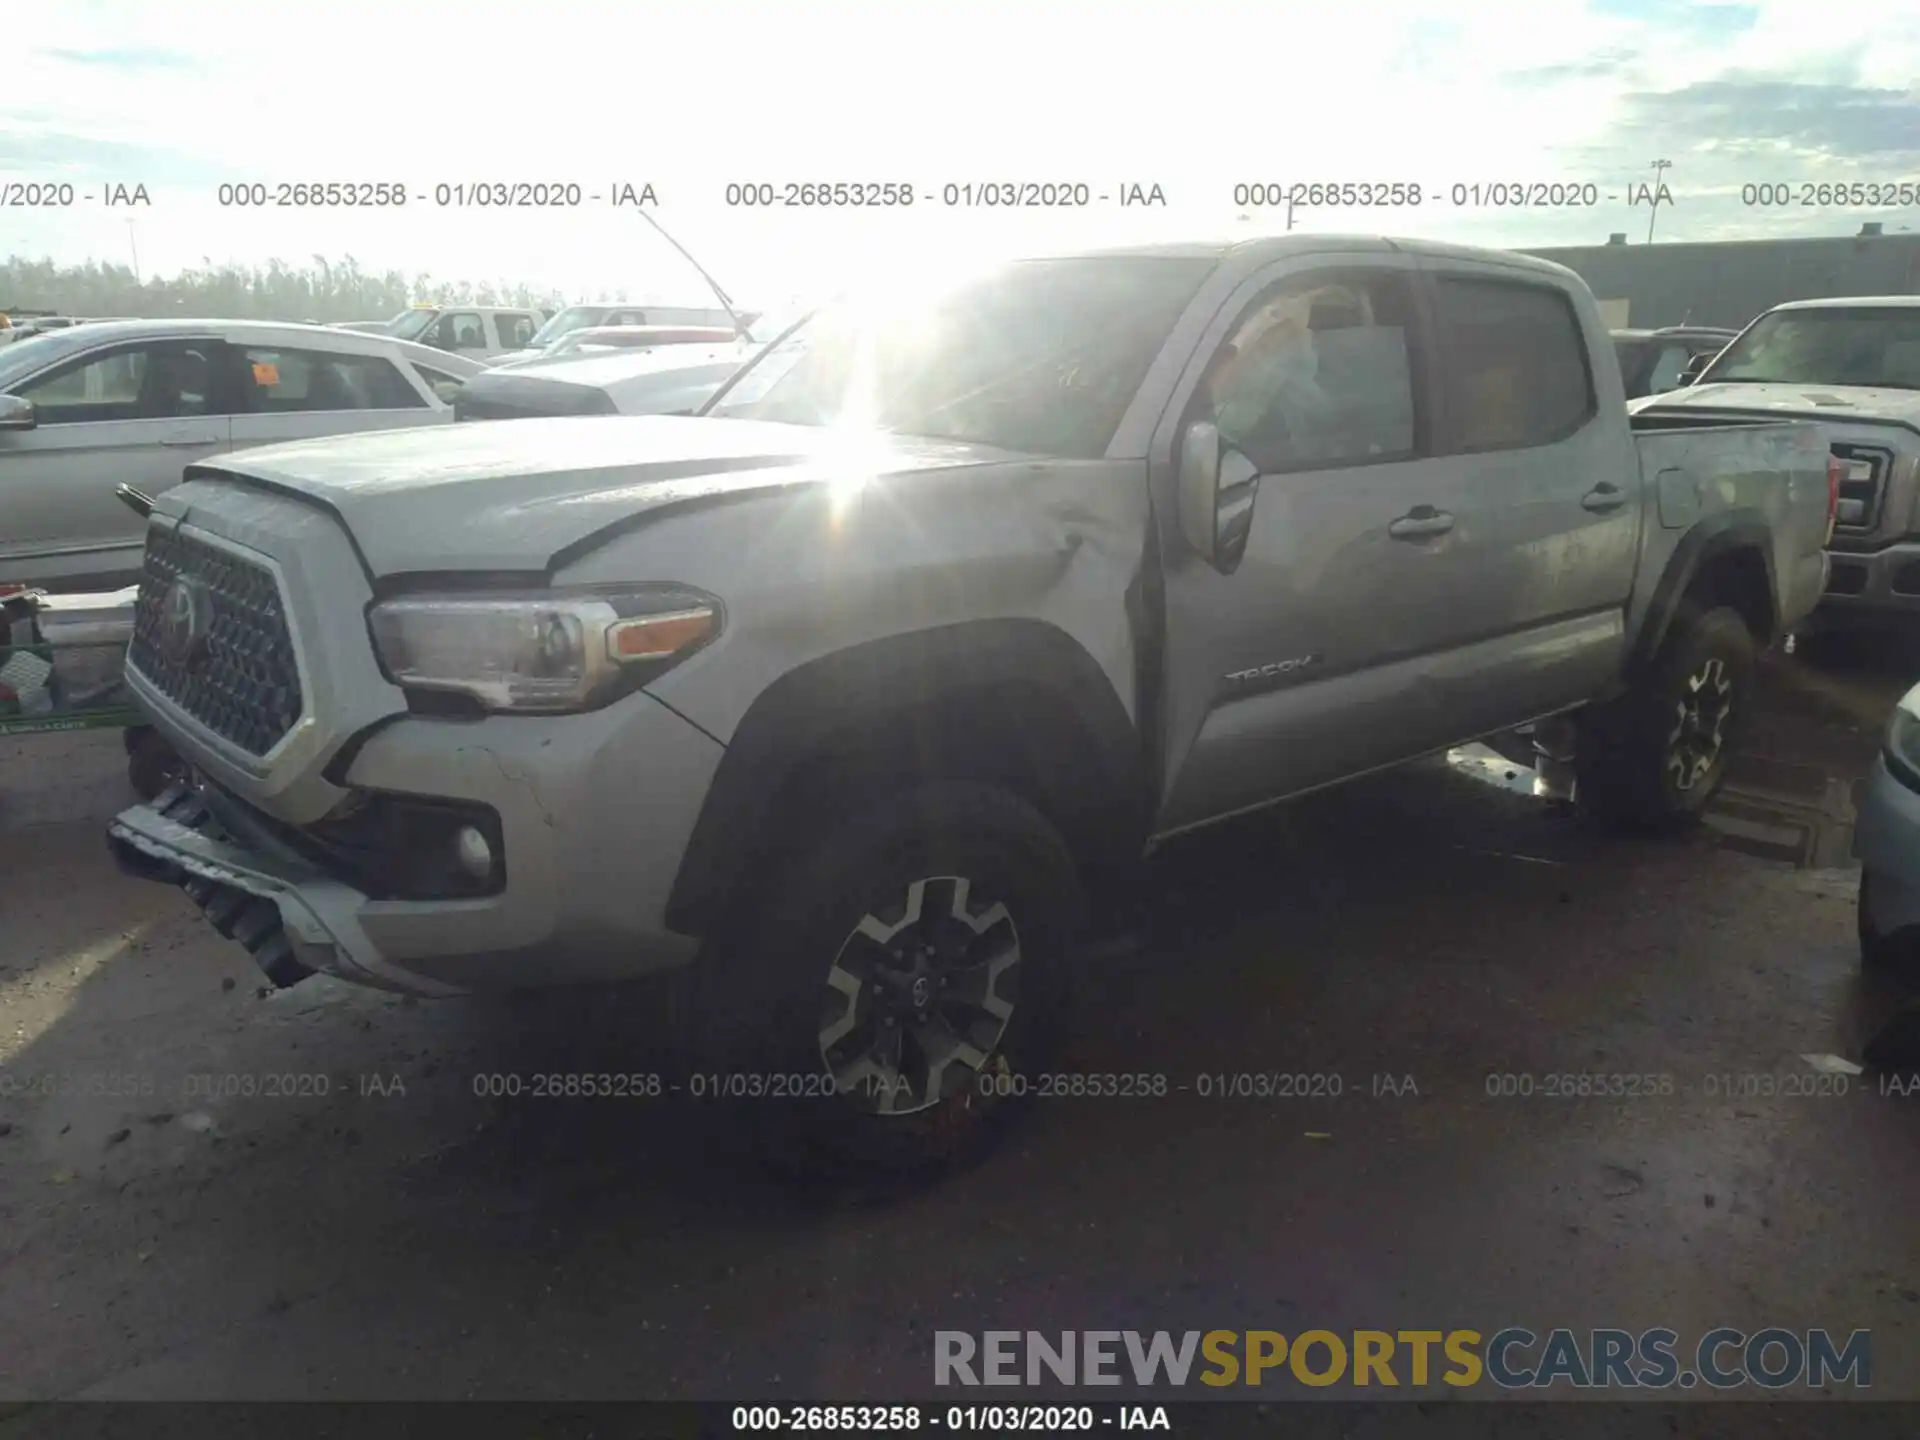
[1605,79,1920,160]
[3,0,1917,295]
[39,46,197,70]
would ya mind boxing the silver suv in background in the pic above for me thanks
[108,236,1833,1172]
[0,319,483,591]
[490,304,757,367]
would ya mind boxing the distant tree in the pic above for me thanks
[0,254,566,322]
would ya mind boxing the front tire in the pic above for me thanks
[697,781,1082,1176]
[1577,605,1757,833]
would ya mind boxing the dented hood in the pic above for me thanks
[182,416,1016,577]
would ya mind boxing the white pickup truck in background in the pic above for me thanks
[1635,295,1920,633]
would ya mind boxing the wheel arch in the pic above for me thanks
[1629,511,1779,680]
[663,619,1149,936]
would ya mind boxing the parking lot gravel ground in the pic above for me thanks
[3,644,1919,1409]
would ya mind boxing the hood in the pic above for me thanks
[183,416,1019,577]
[457,343,754,418]
[525,342,753,389]
[484,348,545,367]
[1637,381,1920,426]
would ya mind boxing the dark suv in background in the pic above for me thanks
[1612,325,1740,399]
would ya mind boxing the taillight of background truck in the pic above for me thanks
[1827,454,1844,543]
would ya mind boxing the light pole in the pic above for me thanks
[124,218,141,283]
[1646,159,1672,243]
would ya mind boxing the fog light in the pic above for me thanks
[454,825,493,880]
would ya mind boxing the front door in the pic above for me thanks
[0,337,233,587]
[1153,255,1501,834]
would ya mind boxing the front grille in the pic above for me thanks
[1830,444,1892,535]
[128,527,304,755]
[1825,559,1868,596]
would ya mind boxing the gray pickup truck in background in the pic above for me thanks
[1635,295,1920,631]
[107,234,1834,1169]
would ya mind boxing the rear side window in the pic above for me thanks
[1432,277,1595,453]
[496,313,538,349]
[239,346,427,411]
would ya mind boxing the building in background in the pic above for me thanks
[1522,225,1920,332]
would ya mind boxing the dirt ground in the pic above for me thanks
[3,643,1920,1407]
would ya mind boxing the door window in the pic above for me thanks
[238,346,428,411]
[431,313,487,351]
[13,341,220,424]
[412,364,467,404]
[1202,272,1420,473]
[1431,276,1595,453]
[1645,343,1691,394]
[495,313,538,349]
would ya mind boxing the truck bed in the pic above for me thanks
[1625,413,1833,649]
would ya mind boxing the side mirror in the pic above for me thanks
[0,394,36,431]
[1678,352,1711,386]
[1177,420,1260,571]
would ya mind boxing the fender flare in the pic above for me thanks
[1627,509,1779,680]
[663,619,1148,935]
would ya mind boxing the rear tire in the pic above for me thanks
[1577,605,1757,833]
[692,780,1082,1177]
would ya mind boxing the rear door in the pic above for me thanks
[1413,261,1639,733]
[226,341,449,449]
[1154,252,1508,833]
[0,337,234,583]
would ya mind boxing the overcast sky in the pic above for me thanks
[5,0,1918,309]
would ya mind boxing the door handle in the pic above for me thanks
[1388,506,1455,540]
[1582,483,1627,513]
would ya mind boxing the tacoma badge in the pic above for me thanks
[1225,653,1323,685]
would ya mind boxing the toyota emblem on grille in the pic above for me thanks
[159,577,214,669]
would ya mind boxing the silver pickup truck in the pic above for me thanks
[1635,295,1920,630]
[106,235,1834,1168]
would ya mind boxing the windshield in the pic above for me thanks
[528,306,603,349]
[386,309,437,342]
[703,257,1214,458]
[0,332,81,386]
[1704,308,1920,389]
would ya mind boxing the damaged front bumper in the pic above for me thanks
[107,785,467,996]
[106,692,727,997]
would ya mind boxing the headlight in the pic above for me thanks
[1887,702,1920,781]
[367,589,719,713]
